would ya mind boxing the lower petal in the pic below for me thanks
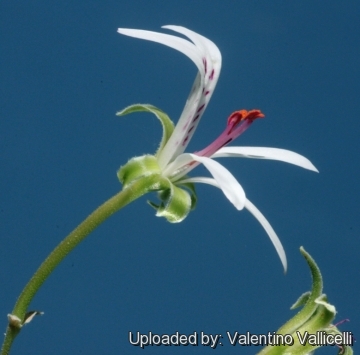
[178,176,287,272]
[244,199,287,272]
[187,154,246,210]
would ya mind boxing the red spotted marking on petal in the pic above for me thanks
[182,136,189,146]
[209,69,215,80]
[187,125,195,134]
[193,114,200,122]
[182,122,190,131]
[203,58,207,74]
[197,104,205,113]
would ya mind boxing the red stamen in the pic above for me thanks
[227,109,265,128]
[195,109,265,159]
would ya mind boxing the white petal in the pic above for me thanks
[158,72,204,168]
[162,25,221,65]
[118,26,222,169]
[178,176,287,272]
[187,154,246,210]
[117,26,205,169]
[244,199,287,272]
[212,147,319,172]
[117,28,204,71]
[178,176,245,210]
[157,27,222,168]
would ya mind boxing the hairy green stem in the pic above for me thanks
[1,175,162,355]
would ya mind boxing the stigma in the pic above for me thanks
[227,109,264,134]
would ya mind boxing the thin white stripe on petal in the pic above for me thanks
[212,147,318,172]
[244,199,287,273]
[187,154,246,210]
[178,176,219,187]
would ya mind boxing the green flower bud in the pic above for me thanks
[258,247,353,355]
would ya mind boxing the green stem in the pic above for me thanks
[1,175,162,355]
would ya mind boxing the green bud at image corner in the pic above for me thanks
[257,247,353,355]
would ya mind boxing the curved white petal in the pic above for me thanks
[163,25,221,65]
[117,28,204,71]
[118,26,222,170]
[187,154,246,210]
[158,71,204,168]
[178,176,287,272]
[156,27,222,168]
[244,199,287,273]
[178,175,245,210]
[212,147,319,172]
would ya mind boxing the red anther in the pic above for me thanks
[246,109,265,121]
[227,109,265,128]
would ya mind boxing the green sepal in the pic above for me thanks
[290,292,311,310]
[117,155,161,188]
[117,104,175,154]
[284,295,336,355]
[277,247,323,335]
[178,182,197,210]
[148,181,192,223]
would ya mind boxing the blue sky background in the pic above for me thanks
[1,1,359,354]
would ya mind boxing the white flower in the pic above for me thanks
[117,26,318,272]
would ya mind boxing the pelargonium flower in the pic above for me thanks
[117,26,318,272]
